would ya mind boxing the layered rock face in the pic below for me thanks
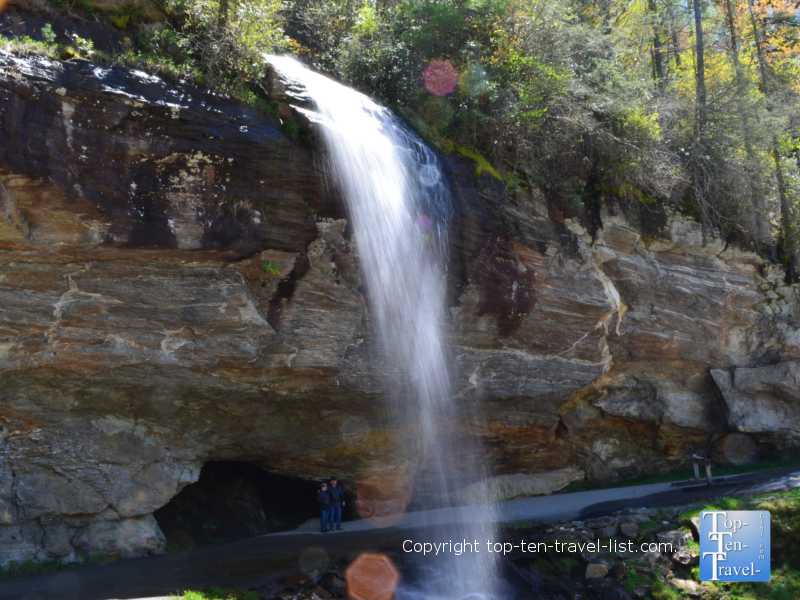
[1,50,799,565]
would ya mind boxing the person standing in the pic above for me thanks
[317,483,331,533]
[327,477,345,531]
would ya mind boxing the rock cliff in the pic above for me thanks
[1,50,799,565]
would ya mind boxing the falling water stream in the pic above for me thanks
[267,57,501,600]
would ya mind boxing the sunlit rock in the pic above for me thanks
[0,51,798,565]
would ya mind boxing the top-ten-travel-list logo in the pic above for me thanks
[700,510,770,582]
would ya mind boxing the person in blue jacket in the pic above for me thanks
[317,483,331,533]
[327,477,345,531]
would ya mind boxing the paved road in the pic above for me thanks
[2,468,797,600]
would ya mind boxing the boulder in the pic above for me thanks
[585,563,609,579]
[657,530,691,550]
[612,561,628,578]
[668,578,699,597]
[620,522,640,539]
[671,549,698,567]
[712,362,800,437]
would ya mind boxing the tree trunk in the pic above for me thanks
[218,0,230,30]
[693,0,707,139]
[649,0,666,91]
[725,0,739,57]
[747,0,769,94]
[669,8,681,68]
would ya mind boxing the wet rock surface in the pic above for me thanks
[0,50,799,564]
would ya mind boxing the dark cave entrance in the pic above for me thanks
[154,462,326,550]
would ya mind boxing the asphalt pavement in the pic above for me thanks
[2,467,797,600]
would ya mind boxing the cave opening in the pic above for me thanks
[154,461,329,550]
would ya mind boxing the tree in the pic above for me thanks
[747,0,795,279]
[692,0,707,139]
[649,0,667,91]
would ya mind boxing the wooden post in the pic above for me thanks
[692,454,713,484]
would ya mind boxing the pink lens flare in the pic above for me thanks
[423,60,458,96]
[415,215,433,232]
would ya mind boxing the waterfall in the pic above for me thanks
[267,57,500,600]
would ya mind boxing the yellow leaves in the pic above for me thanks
[621,107,661,142]
[353,2,380,38]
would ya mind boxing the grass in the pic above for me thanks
[678,485,800,521]
[166,540,196,554]
[0,35,60,59]
[621,569,655,596]
[0,34,197,82]
[171,588,259,600]
[531,556,579,579]
[651,579,682,600]
[0,553,122,582]
[0,559,70,582]
[673,488,800,600]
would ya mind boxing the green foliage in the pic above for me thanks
[531,555,579,579]
[69,33,94,57]
[651,579,682,600]
[40,23,57,44]
[111,14,131,29]
[9,0,800,267]
[53,0,98,15]
[139,28,192,65]
[0,34,59,58]
[284,121,301,136]
[261,261,283,275]
[255,97,280,117]
[679,488,800,599]
[353,1,379,38]
[282,0,800,265]
[0,552,123,582]
[153,0,294,92]
[455,144,503,181]
[172,588,259,600]
[166,539,196,553]
[621,569,654,596]
[0,559,69,582]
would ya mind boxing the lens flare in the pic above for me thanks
[423,60,458,97]
[419,165,440,187]
[715,433,758,465]
[0,0,7,13]
[114,518,151,556]
[415,215,433,232]
[355,465,412,524]
[458,64,489,96]
[346,553,400,600]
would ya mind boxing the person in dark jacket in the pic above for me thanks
[317,483,331,533]
[327,477,345,531]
